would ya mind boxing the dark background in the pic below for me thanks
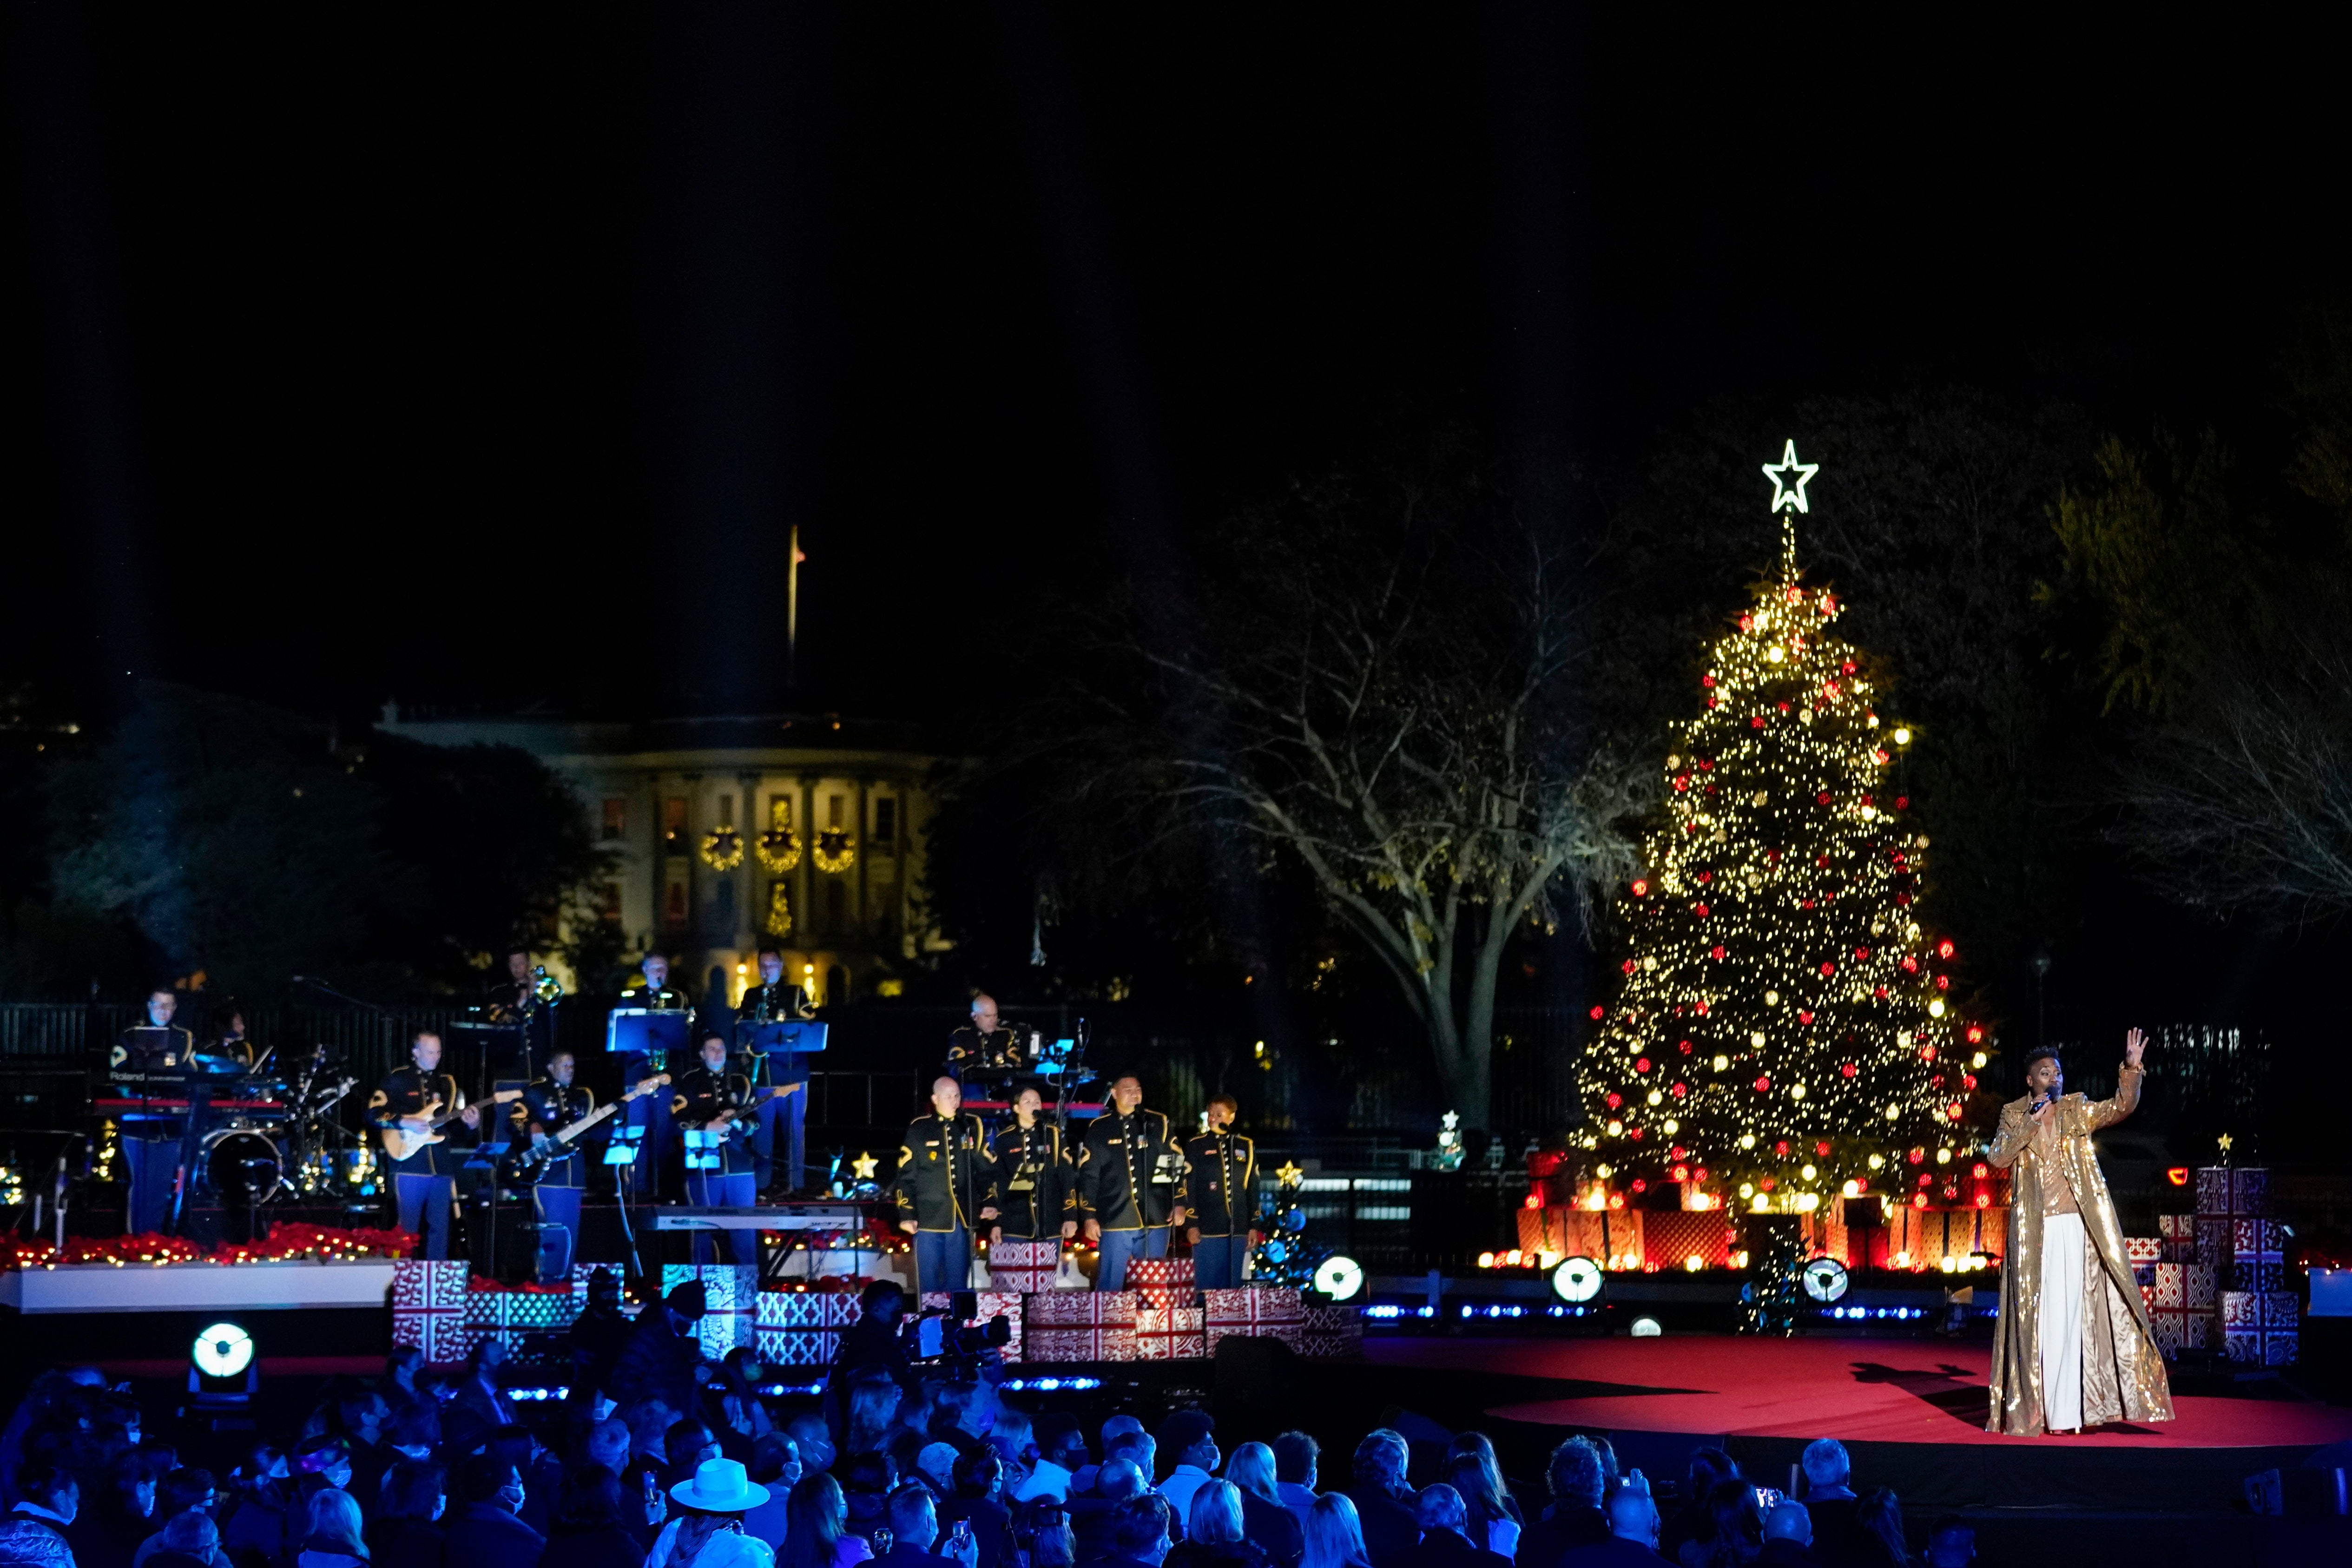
[2,8,2346,1146]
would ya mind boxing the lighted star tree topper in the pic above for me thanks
[1580,441,1987,1220]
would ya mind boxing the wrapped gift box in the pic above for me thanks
[2130,1262,2155,1288]
[570,1271,643,1320]
[2221,1290,2261,1329]
[1299,1304,1363,1358]
[753,1290,857,1365]
[2194,1217,2232,1269]
[2124,1237,2161,1263]
[2148,1304,2211,1357]
[1133,1306,1207,1361]
[2197,1166,2270,1217]
[986,1240,1061,1295]
[2228,1260,2287,1292]
[664,1265,758,1357]
[2232,1218,2287,1257]
[2223,1324,2297,1365]
[2256,1291,2299,1328]
[2184,1265,2217,1310]
[391,1259,473,1364]
[2159,1213,2194,1239]
[1024,1291,1137,1361]
[1203,1286,1305,1352]
[920,1291,1027,1362]
[1643,1212,1737,1270]
[2150,1263,2187,1309]
[1126,1257,1195,1291]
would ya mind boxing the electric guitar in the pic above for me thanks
[697,1080,808,1140]
[379,1087,524,1162]
[496,1075,669,1186]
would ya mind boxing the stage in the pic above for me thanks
[1348,1333,2352,1555]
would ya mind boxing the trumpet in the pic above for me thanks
[532,964,565,1005]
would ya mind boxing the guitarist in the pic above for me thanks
[508,1048,595,1280]
[368,1029,479,1260]
[672,1032,761,1264]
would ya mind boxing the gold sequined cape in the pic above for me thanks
[1983,1064,2174,1434]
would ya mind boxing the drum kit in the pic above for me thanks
[106,1042,378,1210]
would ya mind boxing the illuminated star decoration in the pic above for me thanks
[851,1150,879,1180]
[1275,1160,1304,1188]
[1441,1110,1461,1133]
[1761,439,1820,514]
[2216,1133,2233,1159]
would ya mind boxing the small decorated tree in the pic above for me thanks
[1581,444,1986,1222]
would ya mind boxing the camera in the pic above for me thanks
[900,1289,1015,1370]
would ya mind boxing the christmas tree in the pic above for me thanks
[1581,442,1984,1223]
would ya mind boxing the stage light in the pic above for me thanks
[192,1323,253,1379]
[1629,1316,1663,1337]
[1551,1256,1604,1304]
[1314,1256,1365,1301]
[1800,1258,1850,1304]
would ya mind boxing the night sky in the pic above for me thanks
[6,10,2343,726]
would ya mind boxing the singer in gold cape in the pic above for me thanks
[1983,1028,2172,1435]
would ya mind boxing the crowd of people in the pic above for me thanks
[0,1280,1979,1568]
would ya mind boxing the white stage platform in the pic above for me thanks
[0,1260,398,1314]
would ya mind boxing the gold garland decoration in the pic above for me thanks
[757,826,803,874]
[700,826,745,872]
[814,828,857,875]
[764,882,794,937]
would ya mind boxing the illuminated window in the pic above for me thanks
[663,863,689,927]
[717,792,735,828]
[601,798,628,842]
[662,797,688,850]
[827,795,844,829]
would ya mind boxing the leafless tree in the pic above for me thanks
[2111,642,2352,920]
[1112,472,1648,1127]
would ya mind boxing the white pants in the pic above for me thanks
[2041,1211,2087,1430]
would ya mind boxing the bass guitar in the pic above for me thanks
[380,1087,523,1162]
[496,1075,669,1186]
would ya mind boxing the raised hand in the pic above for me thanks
[2124,1027,2147,1068]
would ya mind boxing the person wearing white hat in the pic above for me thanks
[650,1459,776,1568]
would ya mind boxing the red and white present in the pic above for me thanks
[2148,1304,2211,1358]
[2124,1237,2161,1263]
[1298,1304,1363,1358]
[986,1240,1061,1295]
[1133,1306,1206,1360]
[2223,1324,2297,1365]
[920,1291,1027,1362]
[1126,1257,1198,1310]
[1203,1286,1305,1352]
[391,1259,472,1364]
[2150,1262,2187,1309]
[1023,1291,1137,1361]
[2220,1290,2261,1328]
[664,1265,757,1357]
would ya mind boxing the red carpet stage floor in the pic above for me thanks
[1366,1335,2352,1448]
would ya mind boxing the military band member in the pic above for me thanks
[1076,1075,1188,1291]
[115,987,201,1236]
[986,1085,1078,1247]
[1182,1094,1260,1289]
[201,1000,256,1072]
[615,951,694,1196]
[737,945,815,1196]
[672,1033,758,1264]
[369,1028,480,1261]
[893,1076,997,1294]
[946,993,1023,1080]
[509,1047,595,1279]
[481,945,547,1087]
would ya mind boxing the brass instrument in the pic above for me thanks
[532,964,564,1005]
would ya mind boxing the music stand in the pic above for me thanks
[738,1020,827,1058]
[606,1010,692,1065]
[606,1125,648,1280]
[682,1128,724,1173]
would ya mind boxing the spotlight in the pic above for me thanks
[1551,1256,1604,1304]
[1629,1316,1663,1337]
[1313,1255,1365,1302]
[189,1322,257,1409]
[1801,1258,1851,1304]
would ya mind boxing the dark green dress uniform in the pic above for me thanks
[893,1111,995,1294]
[672,1063,757,1263]
[1077,1107,1187,1291]
[985,1119,1075,1241]
[1182,1128,1260,1288]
